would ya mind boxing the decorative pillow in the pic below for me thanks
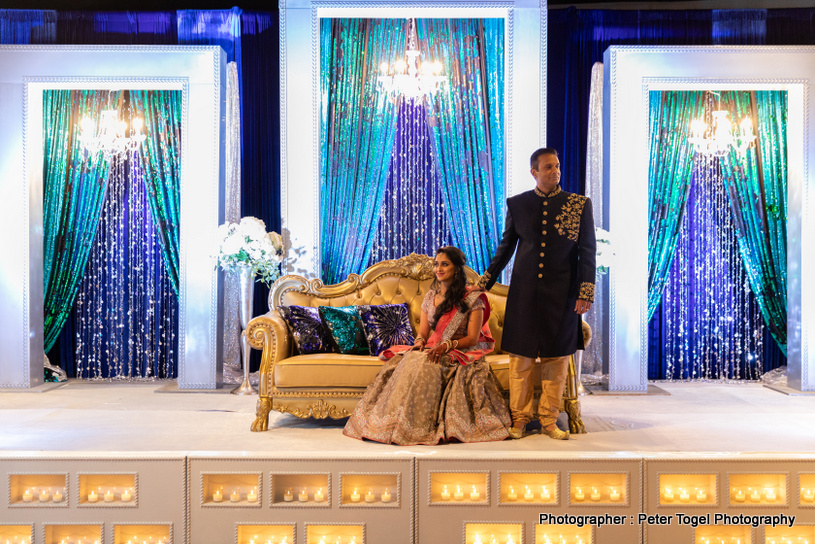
[318,305,369,355]
[356,303,415,356]
[277,305,332,355]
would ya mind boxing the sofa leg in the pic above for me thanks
[565,398,587,434]
[251,397,272,432]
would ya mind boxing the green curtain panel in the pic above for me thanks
[43,89,117,351]
[319,18,405,284]
[131,90,183,295]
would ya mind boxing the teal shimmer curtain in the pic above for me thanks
[43,90,117,351]
[647,90,704,319]
[418,18,505,273]
[319,18,404,284]
[720,90,788,353]
[131,90,183,295]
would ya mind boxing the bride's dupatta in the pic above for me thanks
[380,289,494,365]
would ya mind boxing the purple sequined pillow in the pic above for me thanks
[356,303,415,356]
[277,305,332,355]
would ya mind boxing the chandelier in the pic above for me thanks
[688,93,755,157]
[78,109,145,156]
[378,18,445,101]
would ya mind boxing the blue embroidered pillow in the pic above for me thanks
[356,303,415,356]
[277,305,332,355]
[318,305,369,355]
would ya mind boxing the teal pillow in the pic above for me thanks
[318,305,370,355]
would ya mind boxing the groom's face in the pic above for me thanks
[532,153,561,194]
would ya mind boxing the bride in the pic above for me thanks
[343,246,511,445]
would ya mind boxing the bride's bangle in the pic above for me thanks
[451,340,459,350]
[416,336,426,344]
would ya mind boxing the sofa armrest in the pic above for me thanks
[246,310,292,396]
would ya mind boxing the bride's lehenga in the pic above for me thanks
[343,290,510,445]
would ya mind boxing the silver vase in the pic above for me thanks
[231,266,257,395]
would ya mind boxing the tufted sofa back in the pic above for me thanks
[270,255,509,354]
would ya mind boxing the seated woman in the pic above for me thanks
[343,246,511,445]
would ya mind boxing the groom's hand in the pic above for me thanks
[575,300,592,314]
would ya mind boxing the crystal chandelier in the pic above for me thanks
[378,18,445,101]
[78,109,145,156]
[688,93,755,157]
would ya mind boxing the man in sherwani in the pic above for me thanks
[478,148,595,440]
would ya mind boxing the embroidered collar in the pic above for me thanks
[534,184,562,198]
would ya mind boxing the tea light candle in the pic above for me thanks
[440,485,451,500]
[473,535,483,544]
[212,488,223,502]
[695,488,707,502]
[280,538,288,544]
[749,488,761,502]
[733,488,745,502]
[454,485,464,500]
[283,488,294,502]
[803,487,815,502]
[104,488,115,502]
[298,489,308,502]
[679,488,690,502]
[765,487,777,501]
[382,488,392,503]
[662,487,674,502]
[541,486,551,501]
[313,487,324,502]
[506,536,515,544]
[507,486,517,501]
[470,485,480,501]
[52,489,64,503]
[610,487,621,502]
[574,487,585,501]
[88,489,98,503]
[38,488,51,502]
[590,487,601,501]
[365,489,376,503]
[350,488,361,502]
[22,488,33,502]
[230,488,241,502]
[121,488,132,502]
[247,487,258,502]
[524,486,534,501]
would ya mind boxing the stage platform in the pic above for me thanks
[1,381,814,544]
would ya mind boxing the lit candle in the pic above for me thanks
[212,488,223,502]
[440,485,451,500]
[695,488,707,502]
[247,487,258,502]
[590,487,601,501]
[88,488,98,503]
[52,489,64,502]
[506,536,515,544]
[280,538,288,544]
[473,535,483,544]
[733,488,745,502]
[679,488,690,502]
[283,488,293,502]
[524,486,534,501]
[22,488,33,502]
[38,488,50,502]
[541,486,551,501]
[470,485,480,501]
[803,487,815,502]
[231,488,241,502]
[365,489,376,503]
[507,486,517,501]
[104,488,115,502]
[574,487,585,501]
[121,487,132,502]
[454,485,464,500]
[298,488,308,502]
[610,487,621,502]
[313,487,324,502]
[749,487,761,502]
[765,487,776,501]
[382,488,392,503]
[350,488,360,502]
[662,487,674,502]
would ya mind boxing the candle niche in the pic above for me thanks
[0,525,32,544]
[728,473,786,507]
[695,525,751,544]
[658,474,716,507]
[8,474,68,507]
[465,523,522,544]
[340,473,399,506]
[500,473,558,505]
[765,525,815,544]
[429,472,488,505]
[271,473,329,507]
[800,473,815,506]
[78,473,137,507]
[305,524,363,544]
[237,524,296,544]
[201,472,261,507]
[536,524,592,544]
[113,524,171,544]
[43,524,103,544]
[569,473,627,505]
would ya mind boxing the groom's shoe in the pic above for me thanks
[508,420,527,439]
[541,423,569,440]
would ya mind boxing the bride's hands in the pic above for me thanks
[426,342,448,361]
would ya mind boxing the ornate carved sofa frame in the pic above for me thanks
[247,254,588,433]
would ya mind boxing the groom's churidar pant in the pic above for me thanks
[508,355,570,426]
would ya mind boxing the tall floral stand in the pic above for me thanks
[232,266,257,395]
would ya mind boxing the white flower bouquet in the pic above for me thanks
[595,227,614,274]
[214,216,284,285]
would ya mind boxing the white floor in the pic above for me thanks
[1,381,813,457]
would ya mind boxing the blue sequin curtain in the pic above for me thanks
[419,18,505,273]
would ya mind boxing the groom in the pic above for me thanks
[478,148,595,440]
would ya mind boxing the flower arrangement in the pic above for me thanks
[214,216,284,285]
[595,227,614,274]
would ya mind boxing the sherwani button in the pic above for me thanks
[538,273,543,278]
[543,211,548,216]
[538,263,544,268]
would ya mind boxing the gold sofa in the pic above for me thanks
[247,254,588,433]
